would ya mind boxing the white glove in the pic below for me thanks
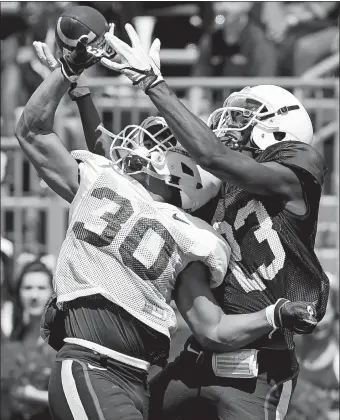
[33,25,115,76]
[33,41,60,72]
[101,23,164,93]
[33,40,90,100]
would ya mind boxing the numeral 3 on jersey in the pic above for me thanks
[214,199,286,292]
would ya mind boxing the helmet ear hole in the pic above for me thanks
[273,131,286,141]
[181,163,194,176]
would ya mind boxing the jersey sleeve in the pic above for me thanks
[178,212,231,288]
[71,150,122,185]
[259,141,327,186]
[71,150,111,168]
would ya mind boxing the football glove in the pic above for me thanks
[101,23,164,93]
[59,35,103,82]
[33,41,60,72]
[33,41,91,101]
[266,298,318,336]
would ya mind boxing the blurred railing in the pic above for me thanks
[1,77,338,275]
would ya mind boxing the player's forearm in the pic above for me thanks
[202,310,271,352]
[75,94,102,152]
[16,68,69,137]
[175,262,271,352]
[147,82,223,166]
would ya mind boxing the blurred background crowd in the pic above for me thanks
[0,2,339,420]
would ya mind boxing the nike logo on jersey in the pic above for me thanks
[172,213,189,224]
[186,343,200,355]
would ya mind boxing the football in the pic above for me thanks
[55,6,108,55]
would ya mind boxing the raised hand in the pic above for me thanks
[33,41,60,72]
[101,23,117,60]
[33,40,90,101]
[59,35,104,82]
[101,23,164,93]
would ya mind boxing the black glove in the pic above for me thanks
[59,35,102,82]
[267,298,318,336]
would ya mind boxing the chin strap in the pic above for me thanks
[258,105,300,121]
[221,129,261,156]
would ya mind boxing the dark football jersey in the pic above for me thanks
[209,141,330,349]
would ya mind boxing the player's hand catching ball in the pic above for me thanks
[59,35,103,82]
[101,23,164,93]
[266,299,318,335]
[32,41,90,101]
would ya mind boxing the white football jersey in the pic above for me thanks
[54,151,230,338]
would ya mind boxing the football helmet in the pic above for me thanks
[207,85,313,152]
[98,117,221,212]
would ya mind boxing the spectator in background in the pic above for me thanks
[1,259,55,420]
[193,1,339,78]
[10,259,53,343]
[287,272,339,420]
[261,1,339,76]
[192,2,251,78]
[243,1,339,77]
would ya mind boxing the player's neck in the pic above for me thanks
[137,176,173,204]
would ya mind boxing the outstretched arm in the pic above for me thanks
[72,23,117,157]
[70,86,112,158]
[15,68,79,203]
[102,24,302,199]
[174,261,317,352]
[147,83,301,198]
[32,41,112,158]
[16,36,104,202]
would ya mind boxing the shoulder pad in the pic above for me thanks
[257,141,327,186]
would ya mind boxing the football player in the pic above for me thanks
[102,25,330,420]
[18,37,318,420]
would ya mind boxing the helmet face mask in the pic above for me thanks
[208,85,313,153]
[106,117,177,177]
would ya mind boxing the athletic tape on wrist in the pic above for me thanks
[265,304,278,338]
[60,63,80,83]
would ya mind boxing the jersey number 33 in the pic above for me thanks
[214,199,286,292]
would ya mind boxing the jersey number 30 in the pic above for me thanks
[73,187,176,281]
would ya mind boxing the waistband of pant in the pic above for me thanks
[188,344,297,377]
[64,338,150,372]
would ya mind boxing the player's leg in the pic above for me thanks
[149,347,218,420]
[149,368,201,420]
[203,372,297,420]
[49,347,149,420]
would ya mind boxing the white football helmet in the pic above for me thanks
[98,116,221,212]
[207,85,313,152]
